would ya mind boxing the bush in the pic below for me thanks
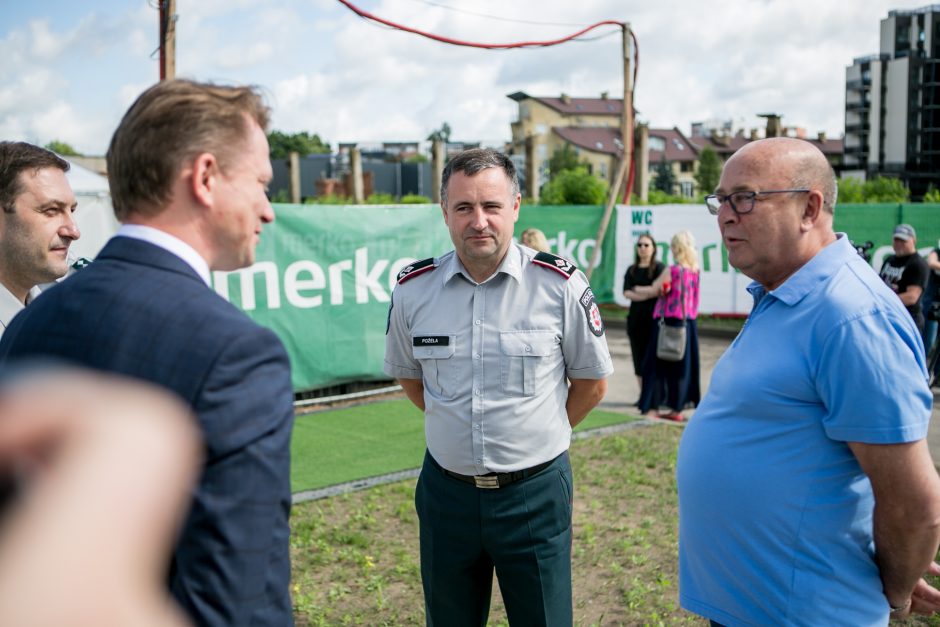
[632,190,695,205]
[365,193,396,204]
[837,176,910,203]
[400,194,433,204]
[304,194,350,205]
[540,167,608,205]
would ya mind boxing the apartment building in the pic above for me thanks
[845,4,940,198]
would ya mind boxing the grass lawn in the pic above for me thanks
[290,422,700,626]
[290,399,638,492]
[289,411,940,626]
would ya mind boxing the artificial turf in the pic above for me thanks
[290,399,636,492]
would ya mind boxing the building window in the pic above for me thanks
[600,162,608,178]
[680,161,693,172]
[649,137,666,151]
[679,181,694,198]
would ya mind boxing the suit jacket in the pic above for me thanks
[0,236,295,627]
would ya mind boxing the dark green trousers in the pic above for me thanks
[415,450,573,627]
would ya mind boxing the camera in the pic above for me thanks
[851,240,874,263]
[928,302,940,322]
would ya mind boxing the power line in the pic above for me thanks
[402,0,590,28]
[335,0,623,50]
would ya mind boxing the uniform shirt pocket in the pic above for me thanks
[411,334,458,400]
[500,330,559,397]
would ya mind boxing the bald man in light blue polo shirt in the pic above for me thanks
[680,138,940,626]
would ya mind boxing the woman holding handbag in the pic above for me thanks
[635,230,701,421]
[622,233,666,393]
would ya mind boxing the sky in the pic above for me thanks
[0,0,931,155]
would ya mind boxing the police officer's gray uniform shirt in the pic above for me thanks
[384,242,613,476]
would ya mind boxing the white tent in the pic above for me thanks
[64,160,118,261]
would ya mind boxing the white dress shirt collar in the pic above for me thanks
[116,224,211,286]
[0,284,42,334]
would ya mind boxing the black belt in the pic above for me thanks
[434,455,557,489]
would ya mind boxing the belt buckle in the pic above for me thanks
[473,475,500,489]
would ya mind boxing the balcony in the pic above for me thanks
[845,122,870,133]
[845,79,870,90]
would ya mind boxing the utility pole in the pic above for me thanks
[586,22,634,280]
[159,0,177,81]
[620,22,633,204]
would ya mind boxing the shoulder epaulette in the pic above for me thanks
[532,251,577,280]
[397,257,437,284]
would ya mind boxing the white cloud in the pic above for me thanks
[2,0,934,154]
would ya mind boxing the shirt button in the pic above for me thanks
[474,424,481,430]
[476,459,483,464]
[525,345,531,352]
[474,353,481,359]
[474,389,481,395]
[474,319,482,325]
[426,349,432,355]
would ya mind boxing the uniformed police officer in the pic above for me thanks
[384,148,613,626]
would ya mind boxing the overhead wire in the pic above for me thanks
[334,0,638,202]
[402,0,591,28]
[335,0,623,49]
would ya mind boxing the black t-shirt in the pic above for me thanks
[622,261,666,320]
[879,252,928,324]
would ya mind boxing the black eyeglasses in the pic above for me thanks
[636,242,652,248]
[704,189,810,216]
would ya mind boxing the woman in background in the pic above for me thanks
[520,227,550,253]
[622,233,665,392]
[636,230,701,421]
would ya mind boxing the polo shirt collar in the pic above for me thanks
[747,233,852,307]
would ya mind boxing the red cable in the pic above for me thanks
[335,0,638,204]
[335,0,623,49]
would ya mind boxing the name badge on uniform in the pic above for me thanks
[413,336,450,346]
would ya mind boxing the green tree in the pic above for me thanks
[653,155,676,195]
[924,185,940,203]
[863,176,909,202]
[426,122,451,143]
[837,177,865,203]
[267,130,330,159]
[837,176,910,203]
[693,146,721,197]
[547,145,582,176]
[44,139,80,156]
[540,167,607,205]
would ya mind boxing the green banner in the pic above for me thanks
[211,203,613,393]
[833,203,940,268]
[209,201,940,392]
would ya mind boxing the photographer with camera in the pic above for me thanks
[923,245,940,351]
[879,224,928,337]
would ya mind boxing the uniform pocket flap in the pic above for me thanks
[499,331,557,357]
